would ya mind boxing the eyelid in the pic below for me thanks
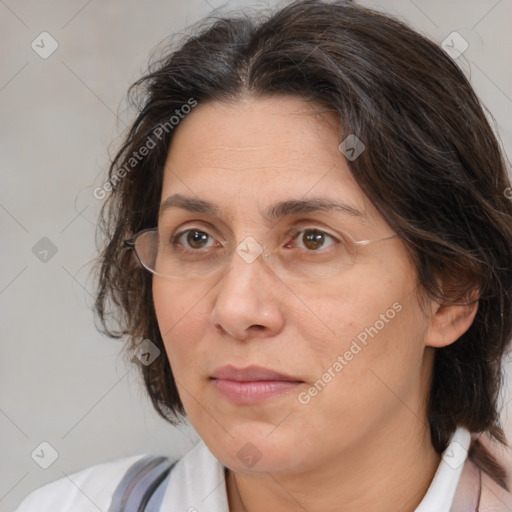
[285,222,346,242]
[172,230,219,252]
[165,221,228,245]
[163,218,350,246]
[285,227,341,250]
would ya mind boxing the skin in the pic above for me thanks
[152,95,478,512]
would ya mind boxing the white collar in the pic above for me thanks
[415,426,471,512]
[161,426,470,512]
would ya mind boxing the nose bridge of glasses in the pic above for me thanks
[193,234,271,283]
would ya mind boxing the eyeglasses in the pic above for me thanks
[123,223,397,281]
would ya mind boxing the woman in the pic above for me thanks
[15,0,512,511]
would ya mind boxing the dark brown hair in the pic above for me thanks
[94,0,512,488]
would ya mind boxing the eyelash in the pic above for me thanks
[171,226,340,251]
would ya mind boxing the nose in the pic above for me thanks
[209,243,285,341]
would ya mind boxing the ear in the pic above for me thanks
[425,289,479,348]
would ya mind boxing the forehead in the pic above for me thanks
[159,96,384,229]
[165,95,342,174]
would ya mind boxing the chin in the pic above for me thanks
[210,431,305,475]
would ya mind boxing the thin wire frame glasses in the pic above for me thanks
[123,223,397,281]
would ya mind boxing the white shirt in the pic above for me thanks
[11,427,488,512]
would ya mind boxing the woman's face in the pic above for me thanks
[153,96,435,474]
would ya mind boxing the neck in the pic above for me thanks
[225,418,441,512]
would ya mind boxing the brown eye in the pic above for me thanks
[302,229,326,250]
[182,230,211,249]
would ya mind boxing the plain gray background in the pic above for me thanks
[1,1,511,510]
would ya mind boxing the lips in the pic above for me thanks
[210,364,302,382]
[209,365,304,405]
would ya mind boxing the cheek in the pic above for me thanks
[296,260,428,381]
[152,279,212,371]
[287,266,412,346]
[307,282,428,419]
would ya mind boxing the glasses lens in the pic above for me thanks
[131,225,378,280]
[133,230,158,273]
[134,226,227,279]
[264,230,357,280]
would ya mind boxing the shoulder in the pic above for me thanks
[14,441,222,512]
[479,469,512,512]
[452,456,512,512]
[13,454,148,512]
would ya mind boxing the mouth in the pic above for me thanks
[209,365,304,405]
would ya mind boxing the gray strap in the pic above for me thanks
[108,455,175,512]
[142,468,174,512]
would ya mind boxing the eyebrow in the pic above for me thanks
[159,194,220,217]
[159,193,366,220]
[266,197,366,219]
